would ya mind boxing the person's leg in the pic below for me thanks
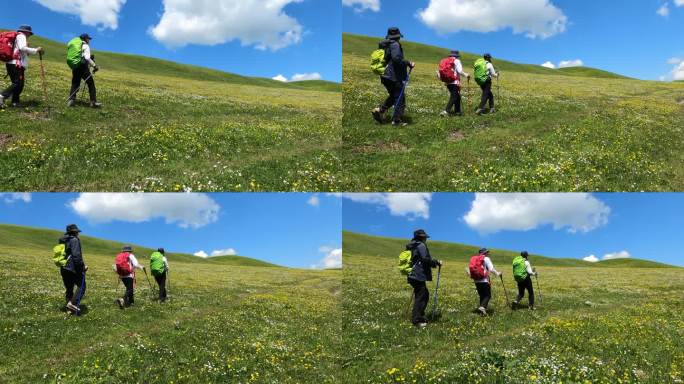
[481,283,492,309]
[60,268,75,304]
[515,280,525,304]
[526,277,535,308]
[81,66,96,103]
[478,82,488,110]
[1,64,19,102]
[454,85,462,113]
[393,81,406,122]
[160,272,167,300]
[475,282,486,307]
[122,277,134,307]
[12,68,25,104]
[380,78,397,113]
[445,84,457,113]
[68,66,83,102]
[410,280,428,324]
[487,79,495,109]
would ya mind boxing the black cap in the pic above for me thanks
[157,248,165,254]
[414,229,430,239]
[484,53,492,60]
[65,224,81,233]
[450,50,461,58]
[521,251,529,258]
[122,245,133,252]
[386,27,403,40]
[479,248,490,255]
[80,33,92,41]
[18,25,33,35]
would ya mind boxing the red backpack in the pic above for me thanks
[438,57,459,84]
[469,254,488,280]
[115,252,133,276]
[0,32,19,63]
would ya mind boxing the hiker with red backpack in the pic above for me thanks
[0,25,44,109]
[438,50,470,117]
[406,229,443,328]
[371,27,415,127]
[512,251,537,310]
[58,224,88,314]
[66,33,101,108]
[468,248,501,316]
[115,245,146,309]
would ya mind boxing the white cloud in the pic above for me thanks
[676,0,684,6]
[210,248,237,257]
[1,193,32,204]
[70,193,220,228]
[272,74,288,82]
[342,0,380,12]
[340,193,432,220]
[541,61,556,69]
[311,247,342,269]
[291,72,322,82]
[603,250,631,260]
[666,58,684,81]
[583,254,599,263]
[558,59,584,68]
[463,193,610,234]
[418,0,567,39]
[33,0,126,30]
[657,3,670,17]
[193,250,209,258]
[307,195,320,207]
[150,0,304,50]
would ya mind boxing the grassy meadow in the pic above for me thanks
[341,232,684,383]
[0,224,341,383]
[0,32,341,192]
[342,33,684,192]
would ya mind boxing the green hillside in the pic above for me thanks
[0,224,341,383]
[341,33,684,192]
[343,231,674,268]
[0,32,341,192]
[341,231,684,383]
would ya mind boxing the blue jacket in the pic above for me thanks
[60,234,84,274]
[407,240,439,282]
[380,39,410,83]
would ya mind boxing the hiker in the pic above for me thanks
[468,248,501,316]
[438,50,470,117]
[474,53,499,115]
[512,251,537,310]
[407,229,442,327]
[0,25,44,108]
[58,224,87,314]
[371,27,415,126]
[115,245,146,309]
[150,248,170,303]
[66,33,100,108]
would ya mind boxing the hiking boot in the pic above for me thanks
[475,108,485,115]
[392,120,408,127]
[66,302,79,313]
[90,102,102,109]
[454,111,464,116]
[512,300,519,309]
[529,306,535,311]
[440,111,449,117]
[414,322,427,328]
[371,107,384,123]
[10,102,22,108]
[478,306,487,316]
[489,107,496,114]
[67,99,75,107]
[116,298,124,309]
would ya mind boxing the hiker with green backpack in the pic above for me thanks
[55,224,88,314]
[399,229,442,328]
[370,27,415,126]
[115,245,146,309]
[66,33,100,108]
[512,251,537,310]
[473,53,499,115]
[150,248,170,303]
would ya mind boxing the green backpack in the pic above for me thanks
[512,256,528,282]
[370,48,388,75]
[66,37,84,69]
[52,244,69,268]
[398,249,413,275]
[150,251,166,276]
[474,58,490,86]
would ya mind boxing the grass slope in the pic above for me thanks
[0,32,341,191]
[0,224,341,383]
[341,231,684,383]
[341,33,684,191]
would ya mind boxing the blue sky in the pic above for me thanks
[343,0,684,81]
[342,193,684,267]
[1,0,341,82]
[0,193,341,269]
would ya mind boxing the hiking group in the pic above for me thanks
[399,229,539,328]
[370,27,500,126]
[53,224,170,316]
[0,25,100,109]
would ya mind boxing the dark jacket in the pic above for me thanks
[407,239,438,282]
[380,39,410,83]
[60,234,84,274]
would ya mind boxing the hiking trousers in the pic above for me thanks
[154,271,167,302]
[409,279,429,324]
[69,63,96,102]
[2,64,25,104]
[379,77,405,121]
[121,277,135,307]
[445,84,462,113]
[60,268,82,303]
[478,79,494,110]
[475,281,492,308]
[515,276,534,307]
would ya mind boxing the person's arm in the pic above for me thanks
[82,44,96,67]
[390,42,413,70]
[129,254,145,270]
[487,62,498,78]
[163,256,169,270]
[526,260,536,276]
[455,60,468,78]
[16,34,39,56]
[486,257,501,276]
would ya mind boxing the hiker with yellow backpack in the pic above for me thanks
[398,229,442,328]
[473,53,499,115]
[54,224,87,315]
[150,248,170,303]
[512,251,537,310]
[66,33,100,108]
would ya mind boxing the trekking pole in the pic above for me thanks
[65,73,94,104]
[38,53,50,110]
[143,268,155,298]
[499,274,510,308]
[430,265,442,320]
[391,67,413,124]
[74,271,87,316]
[496,73,501,109]
[466,77,470,114]
[535,273,543,305]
